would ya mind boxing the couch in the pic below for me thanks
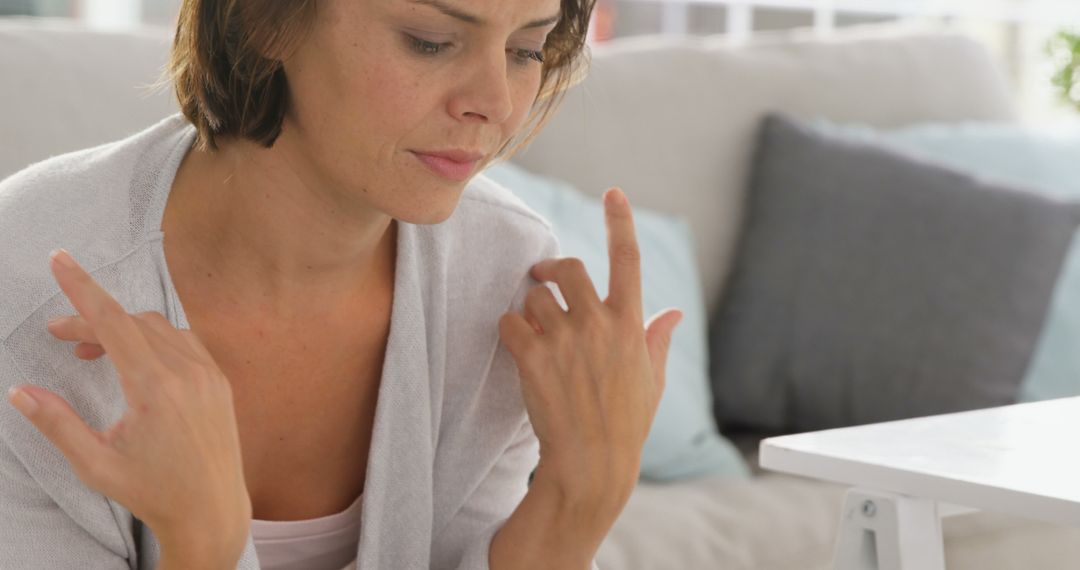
[4,16,1080,570]
[509,23,1080,570]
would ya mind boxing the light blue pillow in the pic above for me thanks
[813,120,1080,403]
[481,161,750,482]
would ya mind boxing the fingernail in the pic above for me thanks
[49,248,76,270]
[8,386,39,416]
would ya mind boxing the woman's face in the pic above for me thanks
[279,0,562,225]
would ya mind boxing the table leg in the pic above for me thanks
[832,487,945,570]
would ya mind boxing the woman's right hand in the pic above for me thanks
[5,248,252,567]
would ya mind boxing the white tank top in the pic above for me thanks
[250,493,363,570]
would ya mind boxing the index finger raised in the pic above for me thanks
[48,249,157,397]
[603,188,643,319]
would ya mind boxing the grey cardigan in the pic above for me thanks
[0,115,601,569]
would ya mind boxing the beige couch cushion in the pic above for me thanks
[598,461,1080,570]
[509,24,1017,314]
[0,18,177,180]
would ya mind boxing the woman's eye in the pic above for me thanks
[511,49,545,66]
[405,34,449,56]
[404,33,544,66]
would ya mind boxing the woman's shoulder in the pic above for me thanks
[454,171,559,259]
[422,171,561,318]
[0,114,192,341]
[0,114,190,244]
[0,114,190,227]
[460,171,550,225]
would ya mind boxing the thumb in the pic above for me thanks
[8,385,111,484]
[643,308,684,389]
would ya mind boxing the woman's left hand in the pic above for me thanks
[497,187,683,510]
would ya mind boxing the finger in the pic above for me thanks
[49,314,179,364]
[525,284,565,334]
[134,314,196,371]
[523,311,544,335]
[177,329,214,362]
[53,313,196,362]
[644,309,683,394]
[46,315,98,344]
[529,257,602,317]
[7,385,115,487]
[498,312,539,362]
[48,249,158,398]
[135,312,195,358]
[74,342,107,360]
[603,188,642,319]
[47,312,167,347]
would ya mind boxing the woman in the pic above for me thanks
[0,0,682,568]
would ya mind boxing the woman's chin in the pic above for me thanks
[395,194,463,226]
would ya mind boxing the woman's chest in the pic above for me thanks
[197,318,390,521]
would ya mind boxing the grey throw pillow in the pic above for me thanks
[709,113,1080,433]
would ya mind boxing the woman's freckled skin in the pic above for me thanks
[163,0,557,312]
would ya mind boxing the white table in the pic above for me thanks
[758,396,1080,570]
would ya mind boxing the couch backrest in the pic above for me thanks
[0,18,1017,314]
[0,18,177,180]
[508,23,1018,314]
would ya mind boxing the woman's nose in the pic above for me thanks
[449,48,516,125]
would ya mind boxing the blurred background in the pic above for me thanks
[4,0,1080,125]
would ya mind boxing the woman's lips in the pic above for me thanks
[410,151,479,182]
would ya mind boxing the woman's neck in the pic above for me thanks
[162,134,397,319]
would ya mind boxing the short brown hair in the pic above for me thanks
[166,0,596,159]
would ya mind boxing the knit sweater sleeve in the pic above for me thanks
[443,230,602,570]
[0,344,130,569]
